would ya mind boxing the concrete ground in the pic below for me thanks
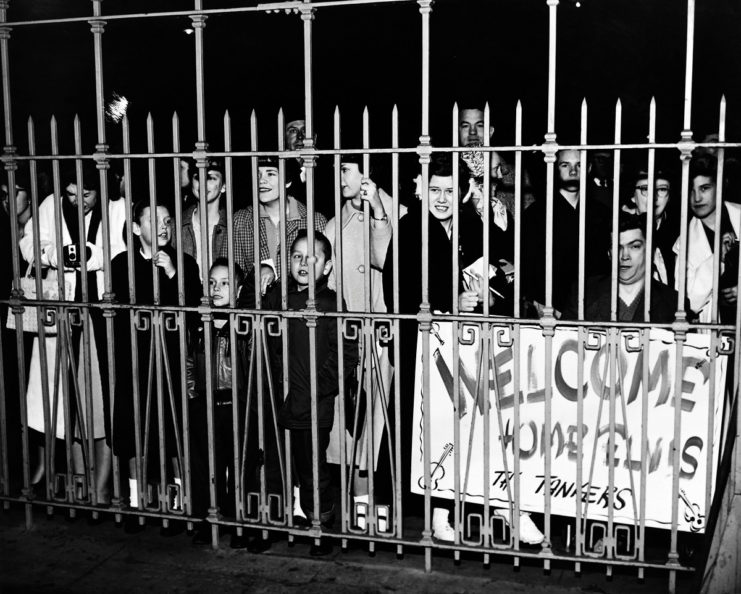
[0,503,697,594]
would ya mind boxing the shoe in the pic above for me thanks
[247,535,272,554]
[432,507,455,542]
[494,510,544,545]
[192,521,211,545]
[309,540,333,556]
[293,515,311,529]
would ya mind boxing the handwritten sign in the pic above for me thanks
[411,324,726,532]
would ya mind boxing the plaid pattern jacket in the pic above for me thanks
[219,196,328,277]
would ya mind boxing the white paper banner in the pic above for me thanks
[411,323,726,533]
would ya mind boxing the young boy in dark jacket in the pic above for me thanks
[188,258,249,545]
[265,230,358,552]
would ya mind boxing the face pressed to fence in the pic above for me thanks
[64,182,98,215]
[209,264,231,307]
[290,236,332,288]
[633,177,671,218]
[134,205,173,251]
[340,162,363,200]
[258,166,280,205]
[617,227,647,285]
[192,169,225,204]
[690,175,717,221]
[428,175,455,227]
[556,150,581,192]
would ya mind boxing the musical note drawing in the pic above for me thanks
[678,489,705,533]
[418,442,453,490]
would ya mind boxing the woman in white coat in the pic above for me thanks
[19,163,126,503]
[325,156,406,527]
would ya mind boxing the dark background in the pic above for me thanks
[4,0,741,201]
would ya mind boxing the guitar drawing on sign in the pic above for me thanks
[678,488,705,532]
[418,442,453,490]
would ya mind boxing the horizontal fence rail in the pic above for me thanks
[0,2,739,594]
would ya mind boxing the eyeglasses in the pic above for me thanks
[635,185,670,197]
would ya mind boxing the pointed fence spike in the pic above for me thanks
[277,108,284,151]
[580,99,588,144]
[483,103,491,147]
[172,110,180,124]
[334,106,340,150]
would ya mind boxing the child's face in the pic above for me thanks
[209,265,231,306]
[290,237,332,287]
[133,206,172,250]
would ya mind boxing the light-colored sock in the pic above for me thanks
[354,494,369,529]
[293,485,306,518]
[174,477,182,510]
[376,505,389,532]
[129,478,139,508]
[432,507,455,541]
[432,507,449,528]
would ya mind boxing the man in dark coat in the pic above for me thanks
[562,213,677,323]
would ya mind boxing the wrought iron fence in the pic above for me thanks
[0,2,738,593]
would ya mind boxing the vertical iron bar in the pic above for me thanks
[73,116,97,507]
[390,104,400,544]
[575,100,587,566]
[418,0,433,572]
[451,103,461,547]
[332,106,348,535]
[513,102,523,558]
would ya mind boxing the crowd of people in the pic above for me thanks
[0,107,737,555]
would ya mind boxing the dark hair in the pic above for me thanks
[132,199,171,224]
[618,212,646,236]
[690,155,718,183]
[634,169,670,186]
[338,153,375,178]
[61,160,100,194]
[291,229,332,260]
[428,153,453,181]
[192,158,225,179]
[257,155,279,169]
[209,257,244,288]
